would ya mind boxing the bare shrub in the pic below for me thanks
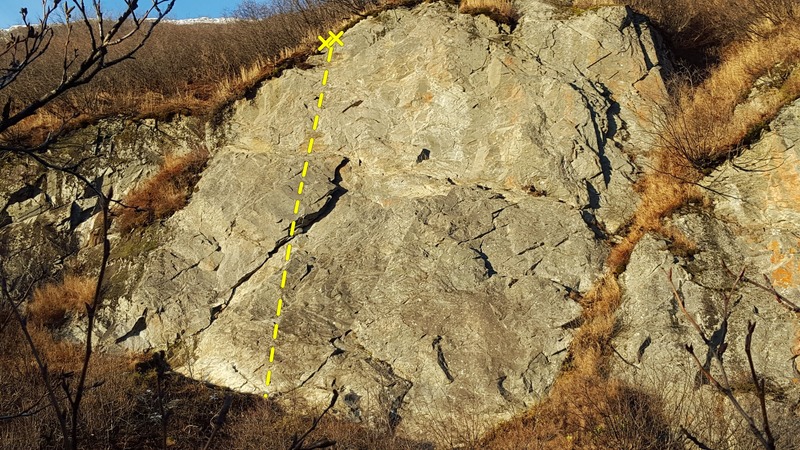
[666,266,800,450]
[116,147,210,233]
[656,25,800,174]
[26,275,94,328]
[571,0,799,62]
[459,0,518,25]
[0,0,389,141]
[480,376,681,449]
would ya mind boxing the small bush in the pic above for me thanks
[26,275,95,327]
[658,25,800,174]
[459,0,519,25]
[572,0,799,63]
[116,147,210,233]
[0,0,387,141]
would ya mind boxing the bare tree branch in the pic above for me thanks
[744,321,775,449]
[0,267,69,446]
[0,0,175,136]
[0,1,61,92]
[667,267,777,450]
[202,392,234,450]
[0,3,175,449]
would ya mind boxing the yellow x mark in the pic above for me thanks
[317,30,344,51]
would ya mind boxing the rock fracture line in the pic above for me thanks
[264,30,344,398]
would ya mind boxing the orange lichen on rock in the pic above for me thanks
[768,240,800,288]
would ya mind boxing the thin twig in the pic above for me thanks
[721,261,800,313]
[681,426,714,450]
[744,321,775,449]
[202,393,233,450]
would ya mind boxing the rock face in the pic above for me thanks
[5,0,798,445]
[88,2,670,438]
[611,100,800,448]
[0,120,204,299]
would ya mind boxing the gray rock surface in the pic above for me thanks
[6,0,798,445]
[0,119,204,297]
[611,101,800,447]
[87,2,669,439]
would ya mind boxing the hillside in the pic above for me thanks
[1,0,800,449]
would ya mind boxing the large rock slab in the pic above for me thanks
[95,1,668,440]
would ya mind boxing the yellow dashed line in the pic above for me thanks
[265,31,343,399]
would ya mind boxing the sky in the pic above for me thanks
[1,1,237,28]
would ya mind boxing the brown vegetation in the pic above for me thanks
[115,147,210,233]
[610,16,800,271]
[482,1,800,447]
[572,0,799,62]
[459,0,518,25]
[0,307,428,449]
[0,0,523,146]
[26,275,95,328]
[0,0,394,144]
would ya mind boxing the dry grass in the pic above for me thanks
[25,275,95,328]
[0,0,397,143]
[0,314,146,449]
[227,400,429,450]
[1,303,430,449]
[605,172,704,272]
[659,29,800,172]
[571,0,799,62]
[459,0,518,25]
[602,14,800,272]
[115,147,210,233]
[478,273,680,449]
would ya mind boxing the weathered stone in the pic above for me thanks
[85,1,671,440]
[0,1,691,443]
[613,215,800,447]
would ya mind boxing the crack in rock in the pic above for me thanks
[289,334,349,393]
[191,159,351,338]
[497,375,513,402]
[471,245,497,278]
[294,157,350,235]
[432,335,455,383]
[231,363,254,390]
